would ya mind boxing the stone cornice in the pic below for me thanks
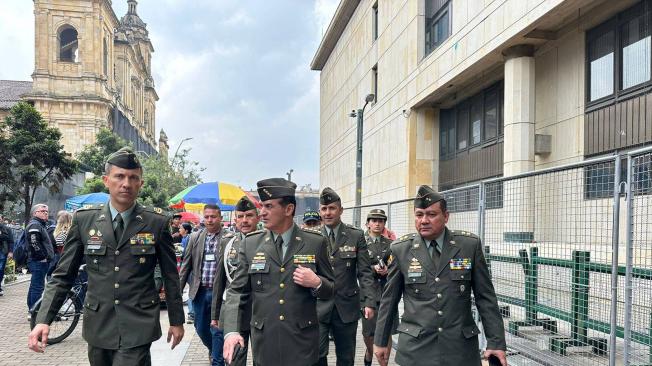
[310,0,360,71]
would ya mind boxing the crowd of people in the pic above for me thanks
[15,147,508,366]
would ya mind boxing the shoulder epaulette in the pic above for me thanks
[345,223,363,232]
[396,233,417,242]
[301,227,324,236]
[451,230,479,239]
[222,232,235,239]
[245,229,265,237]
[142,206,166,216]
[76,205,101,212]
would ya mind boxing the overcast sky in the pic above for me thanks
[0,0,339,191]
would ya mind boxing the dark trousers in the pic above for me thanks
[193,286,224,366]
[316,308,358,366]
[0,252,7,289]
[46,252,61,281]
[87,343,151,366]
[27,260,48,310]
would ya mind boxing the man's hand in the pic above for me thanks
[167,325,184,350]
[373,264,388,276]
[364,306,375,319]
[484,349,508,366]
[223,333,245,364]
[293,265,321,288]
[28,324,49,353]
[373,344,390,366]
[210,320,219,329]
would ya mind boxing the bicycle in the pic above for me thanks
[30,264,88,344]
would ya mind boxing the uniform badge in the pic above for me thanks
[408,257,423,278]
[96,230,103,237]
[139,257,146,264]
[449,258,472,270]
[413,243,420,248]
[251,253,267,271]
[89,229,96,236]
[87,236,103,250]
[130,232,155,245]
[460,284,465,292]
[296,236,302,241]
[293,254,316,264]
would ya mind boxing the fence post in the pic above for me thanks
[571,250,590,344]
[478,182,485,244]
[519,249,536,324]
[609,156,622,366]
[624,155,634,366]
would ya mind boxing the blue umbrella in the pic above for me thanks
[65,192,110,211]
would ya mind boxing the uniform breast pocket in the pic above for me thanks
[450,269,472,296]
[405,276,430,300]
[248,264,270,292]
[130,245,156,265]
[84,245,107,272]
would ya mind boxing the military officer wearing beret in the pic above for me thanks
[223,178,335,366]
[362,209,397,366]
[210,196,260,366]
[316,187,379,366]
[29,147,185,365]
[374,185,507,366]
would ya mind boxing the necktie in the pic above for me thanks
[431,240,441,264]
[275,235,284,260]
[115,213,125,242]
[328,230,335,254]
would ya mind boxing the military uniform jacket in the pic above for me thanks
[365,233,393,303]
[374,228,506,366]
[211,231,252,332]
[222,224,335,366]
[317,223,378,324]
[36,203,185,350]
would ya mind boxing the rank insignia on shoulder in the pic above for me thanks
[246,230,264,237]
[293,254,316,264]
[153,207,163,214]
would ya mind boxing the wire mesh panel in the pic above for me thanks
[387,199,413,238]
[441,185,480,235]
[625,150,652,365]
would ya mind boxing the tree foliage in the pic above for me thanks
[0,102,78,223]
[76,128,129,176]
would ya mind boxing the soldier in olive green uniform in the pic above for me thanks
[28,148,185,366]
[222,178,335,366]
[374,186,506,366]
[316,187,379,366]
[210,196,259,366]
[361,209,396,366]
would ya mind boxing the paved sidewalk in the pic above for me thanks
[1,280,398,365]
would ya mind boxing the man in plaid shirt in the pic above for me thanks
[180,204,226,365]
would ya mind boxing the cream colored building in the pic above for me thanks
[312,0,651,206]
[21,0,158,155]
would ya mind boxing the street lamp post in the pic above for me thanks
[171,137,193,167]
[350,93,375,228]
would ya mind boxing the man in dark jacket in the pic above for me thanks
[25,204,54,312]
[0,215,15,296]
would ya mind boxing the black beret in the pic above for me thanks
[106,147,141,169]
[415,185,444,209]
[303,210,321,223]
[320,187,341,205]
[367,208,387,221]
[235,196,257,212]
[257,178,296,201]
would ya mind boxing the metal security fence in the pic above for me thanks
[339,145,652,366]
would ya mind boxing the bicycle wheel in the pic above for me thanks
[30,294,82,344]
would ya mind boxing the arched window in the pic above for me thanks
[59,26,79,62]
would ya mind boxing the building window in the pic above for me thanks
[425,0,451,56]
[470,95,482,146]
[440,109,456,158]
[372,2,379,41]
[484,88,498,140]
[456,104,469,150]
[372,64,378,103]
[59,26,79,62]
[103,38,109,76]
[587,1,652,104]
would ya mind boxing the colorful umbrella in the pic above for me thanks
[169,182,255,211]
[64,192,110,211]
[178,211,200,224]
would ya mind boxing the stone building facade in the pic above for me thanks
[23,0,158,155]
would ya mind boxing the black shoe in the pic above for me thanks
[364,356,373,366]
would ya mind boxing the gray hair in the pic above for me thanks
[31,203,48,216]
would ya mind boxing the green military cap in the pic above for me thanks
[235,196,257,212]
[303,210,321,223]
[367,208,387,221]
[106,147,141,169]
[415,185,444,209]
[256,178,296,201]
[320,187,340,205]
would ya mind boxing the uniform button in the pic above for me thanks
[415,289,420,293]
[437,293,442,299]
[114,266,120,272]
[114,283,119,289]
[460,275,464,279]
[115,250,120,255]
[114,300,120,305]
[438,327,443,332]
[437,310,443,316]
[280,267,285,273]
[279,315,285,321]
[435,277,440,282]
[279,299,285,304]
[280,283,285,289]
[257,280,262,285]
[142,249,146,253]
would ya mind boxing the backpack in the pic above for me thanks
[13,231,28,266]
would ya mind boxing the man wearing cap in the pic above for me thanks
[362,209,396,366]
[222,178,335,366]
[373,185,507,366]
[29,147,185,365]
[171,213,183,244]
[302,209,322,229]
[210,196,259,366]
[316,187,378,366]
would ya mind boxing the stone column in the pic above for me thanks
[502,45,535,243]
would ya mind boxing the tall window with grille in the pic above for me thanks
[425,0,451,56]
